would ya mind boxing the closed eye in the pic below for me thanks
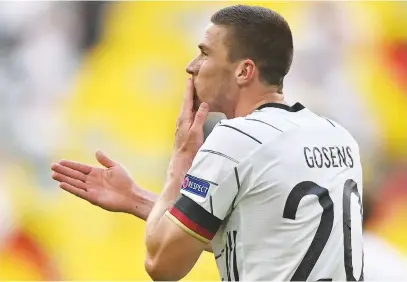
[198,44,209,56]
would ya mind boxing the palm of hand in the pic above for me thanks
[51,150,137,214]
[86,166,135,212]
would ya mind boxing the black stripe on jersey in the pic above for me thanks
[316,113,336,127]
[200,149,239,164]
[231,167,240,209]
[246,118,283,132]
[225,238,231,281]
[257,102,305,112]
[209,195,214,215]
[324,118,336,127]
[284,117,300,127]
[232,231,239,281]
[227,232,233,280]
[215,249,224,259]
[173,195,221,234]
[234,167,241,191]
[218,124,262,144]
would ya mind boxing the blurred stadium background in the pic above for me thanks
[0,1,406,280]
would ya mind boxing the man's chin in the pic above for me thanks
[193,98,215,112]
[193,89,215,112]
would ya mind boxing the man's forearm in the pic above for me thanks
[130,186,213,252]
[128,185,159,221]
[145,154,192,238]
[126,156,212,253]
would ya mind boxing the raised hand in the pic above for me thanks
[174,78,210,159]
[51,150,156,218]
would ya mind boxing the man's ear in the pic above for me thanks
[235,59,255,86]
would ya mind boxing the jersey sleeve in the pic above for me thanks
[166,120,260,243]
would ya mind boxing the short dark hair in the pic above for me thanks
[211,5,294,88]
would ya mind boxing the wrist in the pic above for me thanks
[167,152,193,180]
[127,183,158,220]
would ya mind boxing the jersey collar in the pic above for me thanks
[257,102,305,112]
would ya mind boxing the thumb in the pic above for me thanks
[191,102,209,130]
[95,150,117,168]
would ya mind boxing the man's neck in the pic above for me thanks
[229,91,286,119]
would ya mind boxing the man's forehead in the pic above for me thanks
[200,23,228,47]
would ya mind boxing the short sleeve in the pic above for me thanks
[166,120,260,243]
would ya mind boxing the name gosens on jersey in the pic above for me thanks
[165,103,364,281]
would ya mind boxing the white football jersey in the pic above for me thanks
[166,103,364,281]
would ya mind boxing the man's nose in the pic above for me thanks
[186,58,198,75]
[186,64,194,75]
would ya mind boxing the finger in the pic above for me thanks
[59,182,89,201]
[180,78,194,117]
[191,102,210,130]
[51,163,87,182]
[52,172,88,191]
[95,150,117,168]
[58,160,92,175]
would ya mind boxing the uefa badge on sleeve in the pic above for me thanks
[182,174,210,198]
